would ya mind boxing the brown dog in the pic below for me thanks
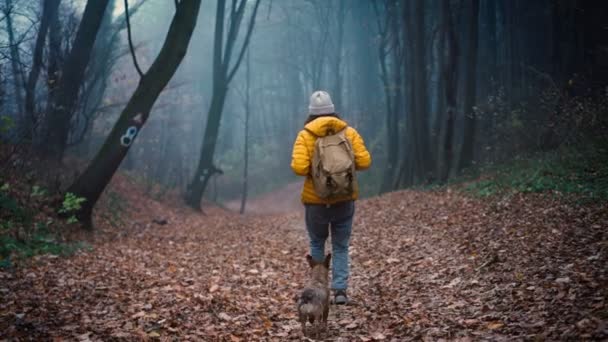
[297,253,331,338]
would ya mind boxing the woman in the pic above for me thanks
[291,90,372,304]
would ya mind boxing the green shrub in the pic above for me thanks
[0,116,14,135]
[464,142,608,200]
[58,192,87,224]
[30,185,47,197]
[0,218,89,268]
[0,188,89,268]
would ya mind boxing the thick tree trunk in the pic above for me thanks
[68,0,201,227]
[185,89,228,209]
[43,0,110,160]
[439,0,458,183]
[376,1,401,193]
[23,0,61,140]
[398,0,432,187]
[36,9,63,148]
[458,0,480,171]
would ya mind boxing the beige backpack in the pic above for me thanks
[308,128,357,199]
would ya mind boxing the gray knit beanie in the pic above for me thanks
[308,90,335,115]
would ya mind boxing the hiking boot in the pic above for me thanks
[334,290,348,305]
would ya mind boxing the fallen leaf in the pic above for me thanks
[487,321,504,330]
[371,331,386,340]
[218,312,232,321]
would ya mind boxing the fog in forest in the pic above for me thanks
[102,0,386,204]
[1,1,608,339]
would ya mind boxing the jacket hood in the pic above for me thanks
[304,116,347,137]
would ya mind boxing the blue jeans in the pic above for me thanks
[304,201,355,290]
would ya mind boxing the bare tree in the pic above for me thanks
[68,0,202,227]
[373,0,403,193]
[3,0,25,116]
[185,0,261,210]
[23,0,61,140]
[43,0,111,160]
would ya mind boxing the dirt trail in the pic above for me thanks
[1,183,607,340]
[224,182,303,215]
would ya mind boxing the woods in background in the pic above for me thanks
[0,0,607,225]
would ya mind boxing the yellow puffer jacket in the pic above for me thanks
[291,116,372,204]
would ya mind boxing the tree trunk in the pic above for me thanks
[67,0,202,227]
[43,0,111,160]
[376,1,401,193]
[440,0,458,183]
[24,0,61,140]
[240,50,251,215]
[4,0,25,118]
[398,0,432,186]
[185,0,229,209]
[185,87,228,209]
[38,8,62,148]
[186,0,261,210]
[458,0,480,171]
[433,0,447,180]
[332,0,346,110]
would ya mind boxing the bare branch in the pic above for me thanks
[124,0,144,78]
[226,0,261,83]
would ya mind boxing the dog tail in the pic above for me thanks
[298,288,316,314]
[299,303,315,315]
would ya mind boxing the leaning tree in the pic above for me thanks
[68,0,202,227]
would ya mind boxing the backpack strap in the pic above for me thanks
[337,128,353,155]
[304,127,318,137]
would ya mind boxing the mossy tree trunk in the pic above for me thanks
[68,0,202,227]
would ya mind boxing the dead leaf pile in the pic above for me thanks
[1,183,606,340]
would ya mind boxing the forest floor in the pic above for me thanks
[1,176,607,341]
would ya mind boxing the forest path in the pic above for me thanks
[2,186,607,340]
[224,182,302,215]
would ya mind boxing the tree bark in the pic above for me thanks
[4,0,25,118]
[374,1,401,193]
[186,0,261,210]
[398,0,432,186]
[23,0,61,140]
[439,0,458,183]
[331,0,346,110]
[43,0,111,160]
[458,0,480,171]
[67,0,202,227]
[240,49,251,215]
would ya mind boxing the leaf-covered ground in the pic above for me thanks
[1,178,607,341]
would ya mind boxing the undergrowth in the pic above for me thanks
[461,140,608,200]
[0,181,89,268]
